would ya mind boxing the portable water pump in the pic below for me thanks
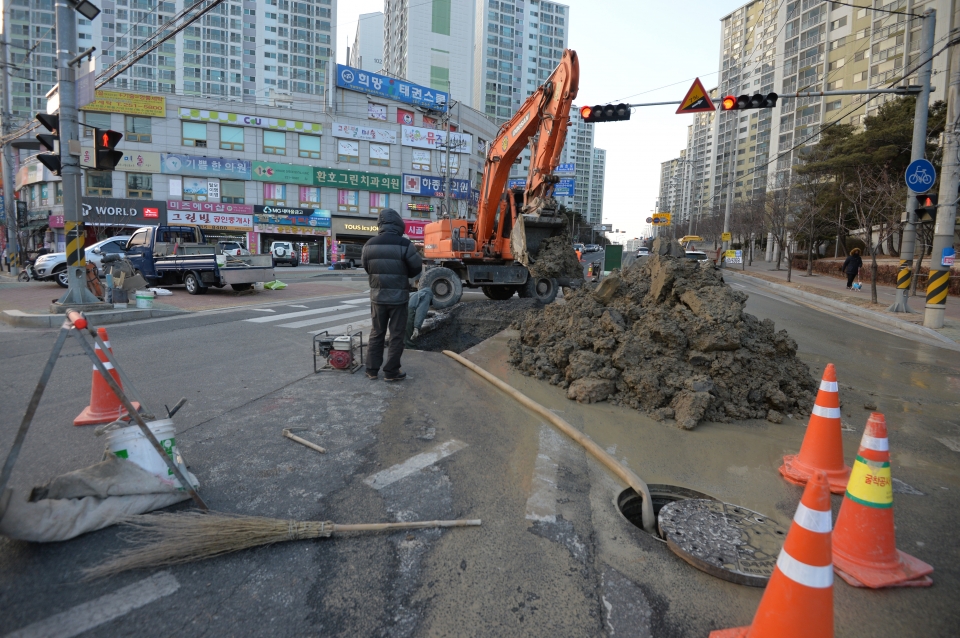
[313,329,364,373]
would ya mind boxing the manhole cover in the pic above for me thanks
[658,499,786,587]
[899,362,960,375]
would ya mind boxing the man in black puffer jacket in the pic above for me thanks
[361,208,423,381]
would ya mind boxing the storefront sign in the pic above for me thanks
[256,224,331,237]
[168,201,254,215]
[183,177,210,198]
[252,161,314,185]
[313,168,402,193]
[404,219,428,239]
[331,216,379,237]
[81,90,166,117]
[48,214,64,228]
[407,202,435,213]
[254,206,331,228]
[178,108,323,133]
[337,64,448,111]
[160,154,252,180]
[81,149,161,173]
[15,163,59,190]
[332,122,397,144]
[507,177,574,196]
[402,174,471,199]
[168,210,253,231]
[81,197,167,225]
[401,126,472,154]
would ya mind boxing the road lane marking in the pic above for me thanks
[244,300,369,323]
[288,304,308,308]
[278,308,371,329]
[364,440,468,490]
[525,424,564,523]
[248,308,276,313]
[308,319,373,336]
[5,572,179,638]
[345,298,369,304]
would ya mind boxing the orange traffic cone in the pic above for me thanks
[74,327,140,426]
[832,412,933,588]
[710,471,834,638]
[780,363,850,494]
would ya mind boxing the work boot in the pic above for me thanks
[366,370,379,380]
[385,370,407,382]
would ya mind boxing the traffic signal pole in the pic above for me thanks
[0,8,20,275]
[55,0,100,306]
[890,8,935,314]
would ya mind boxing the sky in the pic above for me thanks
[335,0,746,241]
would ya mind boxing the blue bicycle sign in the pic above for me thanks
[905,159,936,193]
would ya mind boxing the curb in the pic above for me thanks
[1,307,188,328]
[725,270,960,350]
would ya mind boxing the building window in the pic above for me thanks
[299,186,321,207]
[86,171,112,196]
[369,143,390,166]
[337,140,359,163]
[182,121,208,147]
[409,196,431,219]
[412,149,431,171]
[337,189,358,213]
[853,71,866,83]
[83,112,111,138]
[263,130,286,154]
[298,134,321,159]
[220,125,244,151]
[369,192,389,214]
[125,115,152,143]
[127,173,152,198]
[264,183,286,205]
[221,179,245,203]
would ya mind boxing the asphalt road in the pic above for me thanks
[0,278,958,636]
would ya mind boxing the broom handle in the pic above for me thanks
[332,519,481,532]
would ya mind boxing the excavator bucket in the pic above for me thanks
[510,213,566,267]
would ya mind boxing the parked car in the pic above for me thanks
[270,241,299,267]
[217,241,250,256]
[583,244,602,253]
[684,250,712,267]
[338,242,364,268]
[33,235,131,286]
[636,246,650,257]
[573,243,585,254]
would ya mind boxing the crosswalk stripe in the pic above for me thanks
[308,319,373,336]
[344,298,369,304]
[244,299,369,323]
[278,308,371,329]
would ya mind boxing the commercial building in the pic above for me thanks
[383,0,475,106]
[348,12,384,73]
[13,68,498,263]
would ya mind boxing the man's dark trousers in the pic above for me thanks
[367,303,407,377]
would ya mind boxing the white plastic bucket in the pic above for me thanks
[135,290,155,309]
[106,419,197,489]
[254,281,264,290]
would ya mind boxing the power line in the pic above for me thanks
[827,1,924,19]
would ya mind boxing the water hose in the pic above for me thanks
[442,350,656,533]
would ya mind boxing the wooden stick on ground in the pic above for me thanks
[442,350,656,533]
[283,428,326,454]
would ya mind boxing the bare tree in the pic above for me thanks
[792,167,835,278]
[762,173,796,271]
[841,166,902,303]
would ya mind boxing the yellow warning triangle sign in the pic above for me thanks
[676,78,715,114]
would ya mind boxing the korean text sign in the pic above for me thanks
[313,168,402,193]
[401,174,471,200]
[401,126,472,154]
[337,64,448,112]
[161,154,252,180]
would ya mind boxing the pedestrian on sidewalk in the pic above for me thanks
[362,209,423,381]
[1,246,8,272]
[840,248,862,289]
[405,287,434,348]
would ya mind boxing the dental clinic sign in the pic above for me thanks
[337,64,448,112]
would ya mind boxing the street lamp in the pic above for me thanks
[70,0,101,20]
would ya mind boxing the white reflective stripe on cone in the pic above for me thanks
[860,434,889,452]
[811,404,841,419]
[94,361,115,371]
[776,550,833,589]
[793,502,832,534]
[819,380,838,392]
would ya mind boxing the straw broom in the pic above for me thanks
[83,511,481,580]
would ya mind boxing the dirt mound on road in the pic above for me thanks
[527,232,583,281]
[508,249,817,429]
[414,297,544,353]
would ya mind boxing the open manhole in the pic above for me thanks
[899,361,960,375]
[617,486,786,587]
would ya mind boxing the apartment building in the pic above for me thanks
[4,0,337,127]
[348,12,384,73]
[588,147,605,225]
[383,0,474,105]
[658,154,686,218]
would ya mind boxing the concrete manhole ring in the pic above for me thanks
[899,361,960,375]
[657,499,786,587]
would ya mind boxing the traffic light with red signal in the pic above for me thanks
[580,104,631,123]
[95,128,124,170]
[720,93,779,111]
[916,194,938,222]
[35,113,61,175]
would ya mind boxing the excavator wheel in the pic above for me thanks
[481,286,517,300]
[420,267,463,309]
[519,276,559,304]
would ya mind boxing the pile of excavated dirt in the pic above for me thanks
[528,232,584,281]
[414,297,544,353]
[508,244,817,429]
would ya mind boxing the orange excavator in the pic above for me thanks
[420,49,580,308]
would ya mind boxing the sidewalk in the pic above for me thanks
[727,259,960,346]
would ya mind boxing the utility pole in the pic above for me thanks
[720,151,734,268]
[924,3,960,328]
[55,0,101,306]
[890,8,935,313]
[0,4,19,274]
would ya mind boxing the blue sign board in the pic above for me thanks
[555,163,575,175]
[337,64,448,112]
[254,211,331,228]
[402,174,470,199]
[554,177,576,197]
[161,154,252,180]
[507,178,526,190]
[905,159,936,193]
[943,246,956,267]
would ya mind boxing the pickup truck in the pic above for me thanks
[123,224,274,294]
